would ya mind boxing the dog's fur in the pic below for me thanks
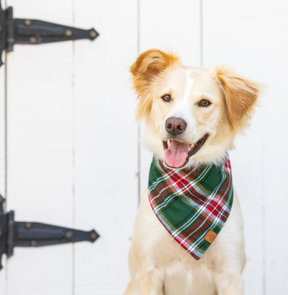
[124,49,260,295]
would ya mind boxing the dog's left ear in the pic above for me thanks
[130,49,180,119]
[215,66,260,121]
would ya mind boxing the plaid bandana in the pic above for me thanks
[148,156,233,260]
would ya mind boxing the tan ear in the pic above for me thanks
[215,66,260,121]
[130,49,180,119]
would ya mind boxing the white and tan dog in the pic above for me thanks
[124,49,260,295]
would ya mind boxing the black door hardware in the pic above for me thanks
[0,1,99,66]
[0,195,100,270]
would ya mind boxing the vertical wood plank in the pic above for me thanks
[253,3,288,294]
[73,0,138,294]
[0,49,6,293]
[139,0,201,195]
[5,1,74,294]
[203,1,288,294]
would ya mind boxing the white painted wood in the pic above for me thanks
[4,0,74,294]
[73,1,138,294]
[0,41,5,208]
[203,1,288,294]
[139,0,201,196]
[0,46,6,291]
[251,3,288,294]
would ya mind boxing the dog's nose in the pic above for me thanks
[165,117,187,136]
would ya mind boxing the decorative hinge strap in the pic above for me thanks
[0,2,99,66]
[0,195,100,270]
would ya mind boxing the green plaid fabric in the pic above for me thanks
[148,156,233,260]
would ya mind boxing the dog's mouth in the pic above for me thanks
[162,134,209,168]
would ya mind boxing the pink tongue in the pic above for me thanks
[164,140,190,168]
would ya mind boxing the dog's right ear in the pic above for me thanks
[130,49,180,119]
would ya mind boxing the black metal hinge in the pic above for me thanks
[0,195,100,270]
[0,1,99,66]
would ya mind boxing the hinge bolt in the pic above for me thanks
[30,37,37,44]
[25,223,32,229]
[66,231,73,239]
[90,232,97,240]
[31,240,37,247]
[24,20,31,26]
[90,31,97,38]
[65,30,73,37]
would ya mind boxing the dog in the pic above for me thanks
[124,49,260,295]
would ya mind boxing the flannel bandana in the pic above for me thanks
[148,156,233,260]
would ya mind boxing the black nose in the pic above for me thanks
[165,117,187,136]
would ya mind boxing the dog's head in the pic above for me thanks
[130,49,260,169]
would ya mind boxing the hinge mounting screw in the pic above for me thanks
[65,30,72,37]
[25,223,32,229]
[30,240,37,247]
[30,37,37,44]
[66,231,73,239]
[90,31,97,38]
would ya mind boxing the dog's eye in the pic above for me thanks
[198,99,211,107]
[161,94,172,102]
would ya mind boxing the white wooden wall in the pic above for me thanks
[0,0,288,294]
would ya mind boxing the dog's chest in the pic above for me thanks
[139,197,217,295]
[162,259,217,295]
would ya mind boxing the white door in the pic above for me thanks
[1,1,288,295]
[0,0,138,294]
